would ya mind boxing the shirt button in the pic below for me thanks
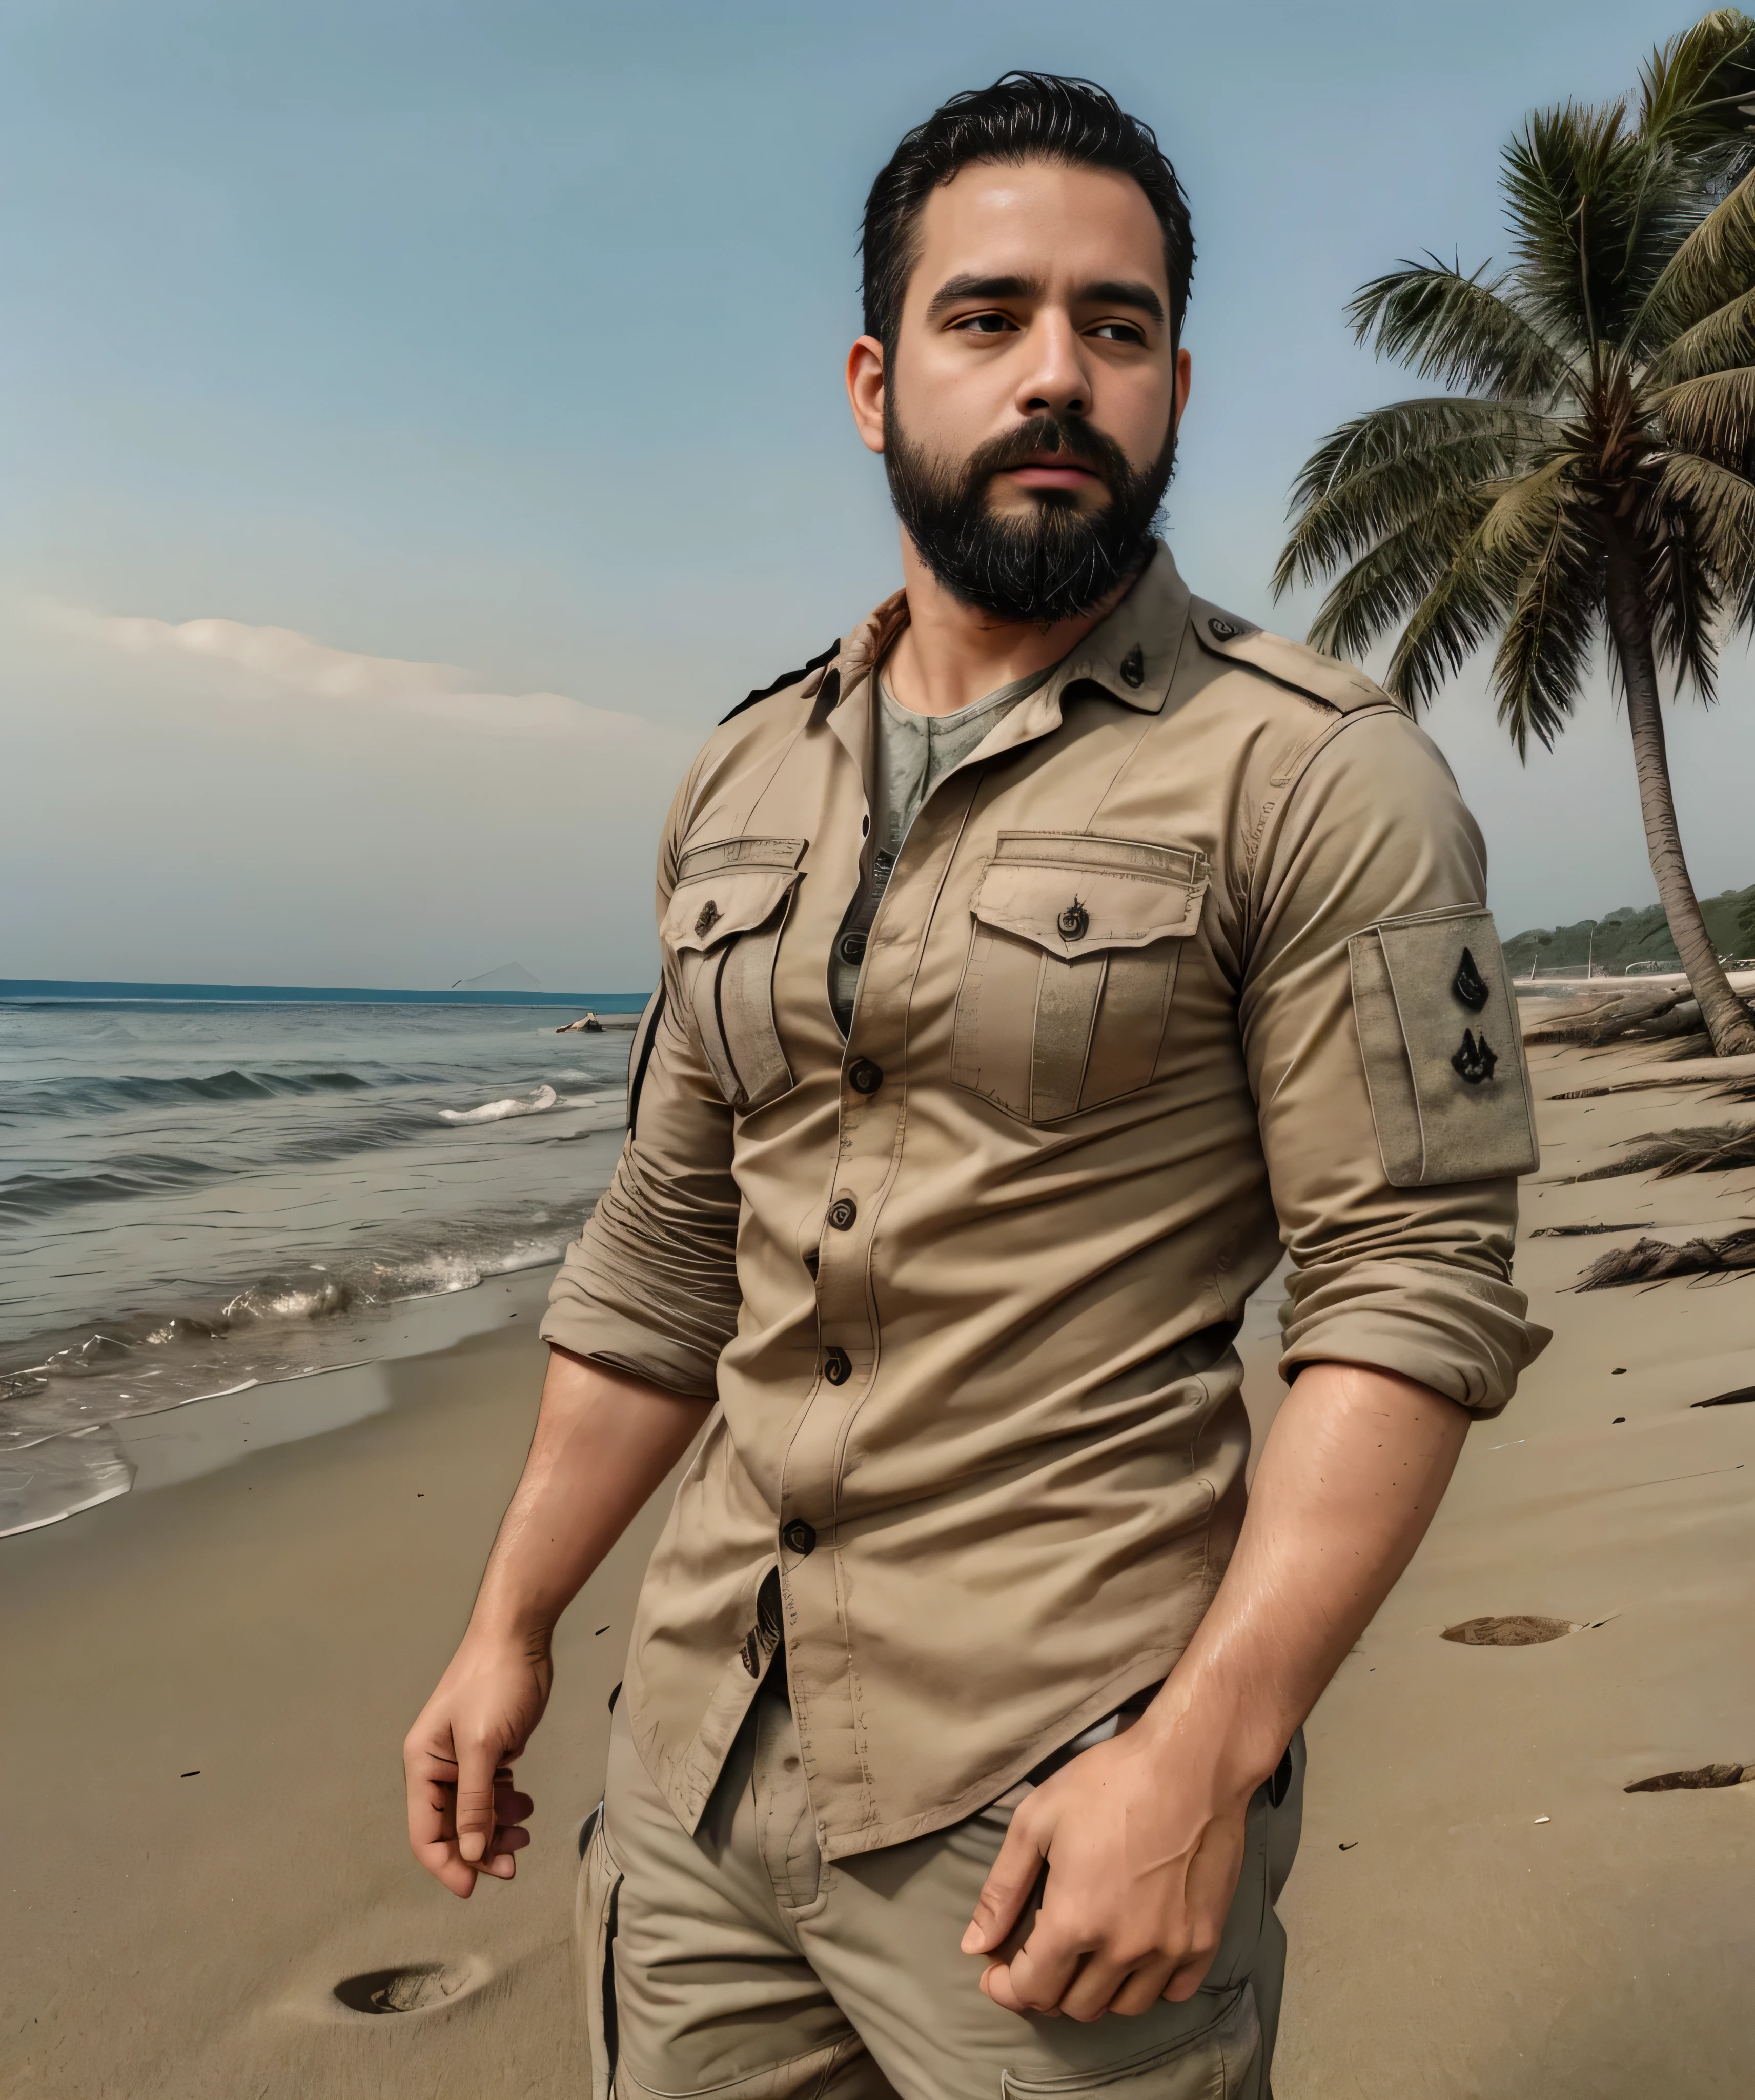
[838,931,867,965]
[1056,901,1089,941]
[823,1346,852,1385]
[782,1519,817,1556]
[848,1059,883,1096]
[827,1196,857,1231]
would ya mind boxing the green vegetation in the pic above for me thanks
[1506,882,1755,974]
[1275,11,1755,1054]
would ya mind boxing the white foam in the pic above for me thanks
[439,1082,559,1125]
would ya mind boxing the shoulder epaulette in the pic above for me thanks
[719,639,841,726]
[1190,598,1396,716]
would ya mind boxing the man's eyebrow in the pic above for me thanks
[1077,279,1166,323]
[926,273,1044,319]
[925,272,1165,325]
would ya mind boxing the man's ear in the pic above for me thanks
[846,336,887,456]
[1173,345,1192,434]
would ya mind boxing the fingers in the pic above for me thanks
[404,1726,534,1896]
[454,1744,504,1866]
[962,1801,1050,1955]
[1162,1950,1217,2003]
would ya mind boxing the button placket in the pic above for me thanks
[780,770,984,1831]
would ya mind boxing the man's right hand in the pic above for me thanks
[403,1632,552,1897]
[399,1345,709,1897]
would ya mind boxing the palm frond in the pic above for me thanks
[1640,167,1755,341]
[1382,534,1520,713]
[1647,449,1755,594]
[1504,101,1679,349]
[1274,397,1551,594]
[1301,494,1491,664]
[1647,498,1723,702]
[1652,361,1755,465]
[1645,285,1755,383]
[1476,455,1577,567]
[1639,10,1755,188]
[1346,260,1569,399]
[1488,494,1604,754]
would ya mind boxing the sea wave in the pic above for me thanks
[0,1107,441,1223]
[0,1067,382,1120]
[0,1229,571,1458]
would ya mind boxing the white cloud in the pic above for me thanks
[44,601,690,755]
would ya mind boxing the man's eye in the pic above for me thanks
[954,312,1016,335]
[1090,321,1147,345]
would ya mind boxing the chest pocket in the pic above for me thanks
[951,832,1209,1124]
[663,835,807,1113]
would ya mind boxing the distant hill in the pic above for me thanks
[1506,885,1755,976]
[452,962,542,992]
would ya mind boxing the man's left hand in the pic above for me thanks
[962,1721,1253,2021]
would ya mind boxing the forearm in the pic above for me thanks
[463,1344,711,1649]
[1136,1360,1470,1787]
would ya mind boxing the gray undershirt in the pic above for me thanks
[828,664,1055,1034]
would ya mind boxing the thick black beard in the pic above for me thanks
[883,401,1177,624]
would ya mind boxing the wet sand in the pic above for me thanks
[5,1032,1754,2096]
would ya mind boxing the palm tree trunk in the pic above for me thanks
[1604,555,1755,1056]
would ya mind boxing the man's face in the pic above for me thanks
[855,157,1189,624]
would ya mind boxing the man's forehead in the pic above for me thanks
[908,158,1170,304]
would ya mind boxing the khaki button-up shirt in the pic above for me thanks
[543,543,1548,1859]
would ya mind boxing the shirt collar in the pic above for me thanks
[1045,539,1191,715]
[811,539,1191,728]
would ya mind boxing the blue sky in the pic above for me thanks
[4,0,1749,990]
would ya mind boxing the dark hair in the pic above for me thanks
[861,73,1194,353]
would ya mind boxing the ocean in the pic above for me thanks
[0,993,646,1537]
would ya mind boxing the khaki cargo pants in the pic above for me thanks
[578,1671,1303,2100]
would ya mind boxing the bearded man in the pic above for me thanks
[405,72,1547,2100]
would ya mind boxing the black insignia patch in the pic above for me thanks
[1452,947,1490,1012]
[1119,643,1145,688]
[1451,1030,1498,1085]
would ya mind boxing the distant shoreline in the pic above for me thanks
[0,978,651,1011]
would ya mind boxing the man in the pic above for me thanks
[405,73,1547,2100]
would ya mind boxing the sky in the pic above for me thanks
[3,0,1749,992]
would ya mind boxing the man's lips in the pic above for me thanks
[1002,458,1101,489]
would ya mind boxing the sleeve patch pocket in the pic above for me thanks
[1349,905,1539,1187]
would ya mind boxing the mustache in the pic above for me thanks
[968,416,1132,487]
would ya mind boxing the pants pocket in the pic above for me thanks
[1001,1981,1260,2099]
[576,1803,625,2100]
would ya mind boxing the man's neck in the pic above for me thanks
[881,537,1141,719]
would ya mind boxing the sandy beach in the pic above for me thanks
[6,1027,1754,2097]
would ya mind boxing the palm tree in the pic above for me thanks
[1275,9,1755,1055]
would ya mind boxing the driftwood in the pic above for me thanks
[1565,1123,1755,1181]
[1575,1228,1755,1288]
[1521,986,1694,1045]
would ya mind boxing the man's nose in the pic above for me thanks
[1013,311,1091,422]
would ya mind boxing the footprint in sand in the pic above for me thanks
[333,1960,482,2015]
[1440,1615,1574,1646]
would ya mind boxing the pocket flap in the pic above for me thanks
[665,837,806,954]
[970,833,1208,959]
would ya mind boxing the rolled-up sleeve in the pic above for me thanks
[541,783,743,1397]
[1239,710,1550,1415]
